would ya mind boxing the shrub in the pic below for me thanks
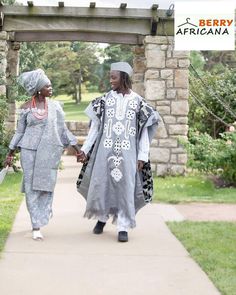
[182,130,236,186]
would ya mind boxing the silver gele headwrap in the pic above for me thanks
[110,62,133,77]
[18,69,51,96]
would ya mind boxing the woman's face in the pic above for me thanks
[110,71,121,91]
[40,84,53,97]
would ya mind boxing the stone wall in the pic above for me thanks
[0,33,20,132]
[133,36,189,176]
[65,121,89,154]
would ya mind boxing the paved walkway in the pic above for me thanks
[0,156,220,295]
[175,203,236,221]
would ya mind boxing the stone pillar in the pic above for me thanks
[5,40,20,131]
[144,36,189,176]
[0,31,8,98]
[132,45,146,97]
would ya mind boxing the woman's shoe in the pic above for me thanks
[93,221,106,234]
[118,231,128,242]
[32,230,44,241]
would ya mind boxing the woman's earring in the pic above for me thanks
[38,91,41,95]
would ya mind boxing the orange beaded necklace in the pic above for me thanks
[30,96,48,120]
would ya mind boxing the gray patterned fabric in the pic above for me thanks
[20,149,53,228]
[77,90,160,229]
[18,69,51,96]
[9,99,77,228]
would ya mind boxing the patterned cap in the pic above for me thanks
[110,62,133,77]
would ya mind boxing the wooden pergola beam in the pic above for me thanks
[4,17,151,35]
[58,2,64,8]
[14,31,144,44]
[0,5,174,43]
[27,1,33,7]
[1,5,170,19]
[151,4,159,10]
[89,2,96,8]
[120,3,127,9]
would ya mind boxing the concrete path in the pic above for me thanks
[0,156,220,295]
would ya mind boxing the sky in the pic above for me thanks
[18,0,236,9]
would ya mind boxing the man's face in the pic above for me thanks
[110,71,121,91]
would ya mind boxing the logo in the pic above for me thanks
[175,1,235,50]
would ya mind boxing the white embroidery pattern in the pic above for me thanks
[129,127,136,136]
[115,96,129,120]
[122,140,130,150]
[126,110,135,120]
[104,138,113,148]
[129,100,138,110]
[112,121,125,135]
[113,137,122,154]
[108,155,123,168]
[106,119,112,138]
[106,108,115,118]
[111,167,123,182]
[103,123,107,133]
[106,97,115,107]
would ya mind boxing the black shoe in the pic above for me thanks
[118,231,128,242]
[93,221,106,234]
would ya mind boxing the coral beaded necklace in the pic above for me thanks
[31,96,48,120]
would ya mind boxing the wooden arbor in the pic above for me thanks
[0,3,190,176]
[0,2,174,44]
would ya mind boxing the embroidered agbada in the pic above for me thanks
[77,90,160,229]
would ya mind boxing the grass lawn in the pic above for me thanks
[168,221,236,295]
[55,93,102,121]
[153,175,236,203]
[0,172,23,254]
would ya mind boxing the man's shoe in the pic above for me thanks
[118,231,128,242]
[93,221,106,234]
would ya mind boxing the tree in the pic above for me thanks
[99,44,134,92]
[189,68,236,138]
[201,51,236,72]
[19,41,101,102]
[190,51,205,73]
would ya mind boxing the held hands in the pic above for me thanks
[76,150,87,163]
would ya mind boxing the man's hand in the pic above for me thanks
[137,160,144,171]
[76,151,87,163]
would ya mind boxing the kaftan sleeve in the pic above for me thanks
[81,121,99,155]
[8,110,27,150]
[138,127,150,162]
[55,101,78,147]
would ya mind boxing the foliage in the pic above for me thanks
[100,44,134,92]
[19,41,101,101]
[189,68,236,137]
[0,50,10,169]
[190,51,205,73]
[0,172,23,254]
[168,221,236,295]
[55,92,101,121]
[182,130,236,186]
[201,50,236,72]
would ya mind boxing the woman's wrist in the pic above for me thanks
[7,150,15,157]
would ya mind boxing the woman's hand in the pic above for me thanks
[4,154,14,167]
[76,151,87,163]
[137,160,144,171]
